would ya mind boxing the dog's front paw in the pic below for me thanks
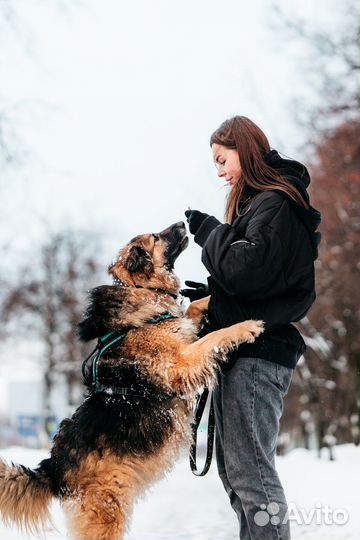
[235,320,265,344]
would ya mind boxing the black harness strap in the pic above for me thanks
[82,331,127,387]
[189,388,215,476]
[94,384,148,398]
[81,312,177,396]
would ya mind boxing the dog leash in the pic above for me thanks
[189,388,215,476]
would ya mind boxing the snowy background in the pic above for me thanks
[0,1,359,539]
[0,0,350,420]
[0,444,359,540]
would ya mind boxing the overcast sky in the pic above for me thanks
[0,0,342,402]
[0,0,341,278]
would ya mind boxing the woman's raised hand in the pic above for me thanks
[184,209,209,235]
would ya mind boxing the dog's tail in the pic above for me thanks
[0,457,54,534]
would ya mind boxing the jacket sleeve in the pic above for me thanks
[200,194,287,300]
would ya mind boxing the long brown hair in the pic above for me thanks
[210,116,309,224]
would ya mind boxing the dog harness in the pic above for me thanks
[81,312,177,398]
[81,310,215,476]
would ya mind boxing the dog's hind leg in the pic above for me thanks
[63,451,136,540]
[64,488,131,540]
[169,319,264,393]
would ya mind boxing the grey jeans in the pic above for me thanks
[213,357,293,540]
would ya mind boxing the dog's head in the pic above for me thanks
[108,221,189,294]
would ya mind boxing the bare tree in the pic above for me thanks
[1,230,104,437]
[0,1,80,173]
[270,2,359,147]
[273,3,360,453]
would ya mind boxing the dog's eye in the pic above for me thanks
[152,234,160,242]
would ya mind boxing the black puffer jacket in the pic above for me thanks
[194,150,321,369]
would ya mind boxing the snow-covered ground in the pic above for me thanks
[0,444,359,540]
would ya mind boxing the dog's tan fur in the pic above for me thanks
[0,222,264,539]
[0,458,53,535]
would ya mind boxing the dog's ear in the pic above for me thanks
[124,245,153,276]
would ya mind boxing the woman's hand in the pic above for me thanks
[185,208,221,247]
[184,209,209,236]
[180,280,209,301]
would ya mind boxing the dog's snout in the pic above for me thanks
[174,221,185,229]
[159,221,186,237]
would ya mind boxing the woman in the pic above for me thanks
[182,116,321,540]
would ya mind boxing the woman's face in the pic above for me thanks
[211,143,242,186]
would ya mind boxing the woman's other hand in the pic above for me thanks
[180,280,209,301]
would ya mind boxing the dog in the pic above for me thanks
[0,221,264,540]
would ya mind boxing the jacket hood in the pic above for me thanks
[264,149,321,259]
